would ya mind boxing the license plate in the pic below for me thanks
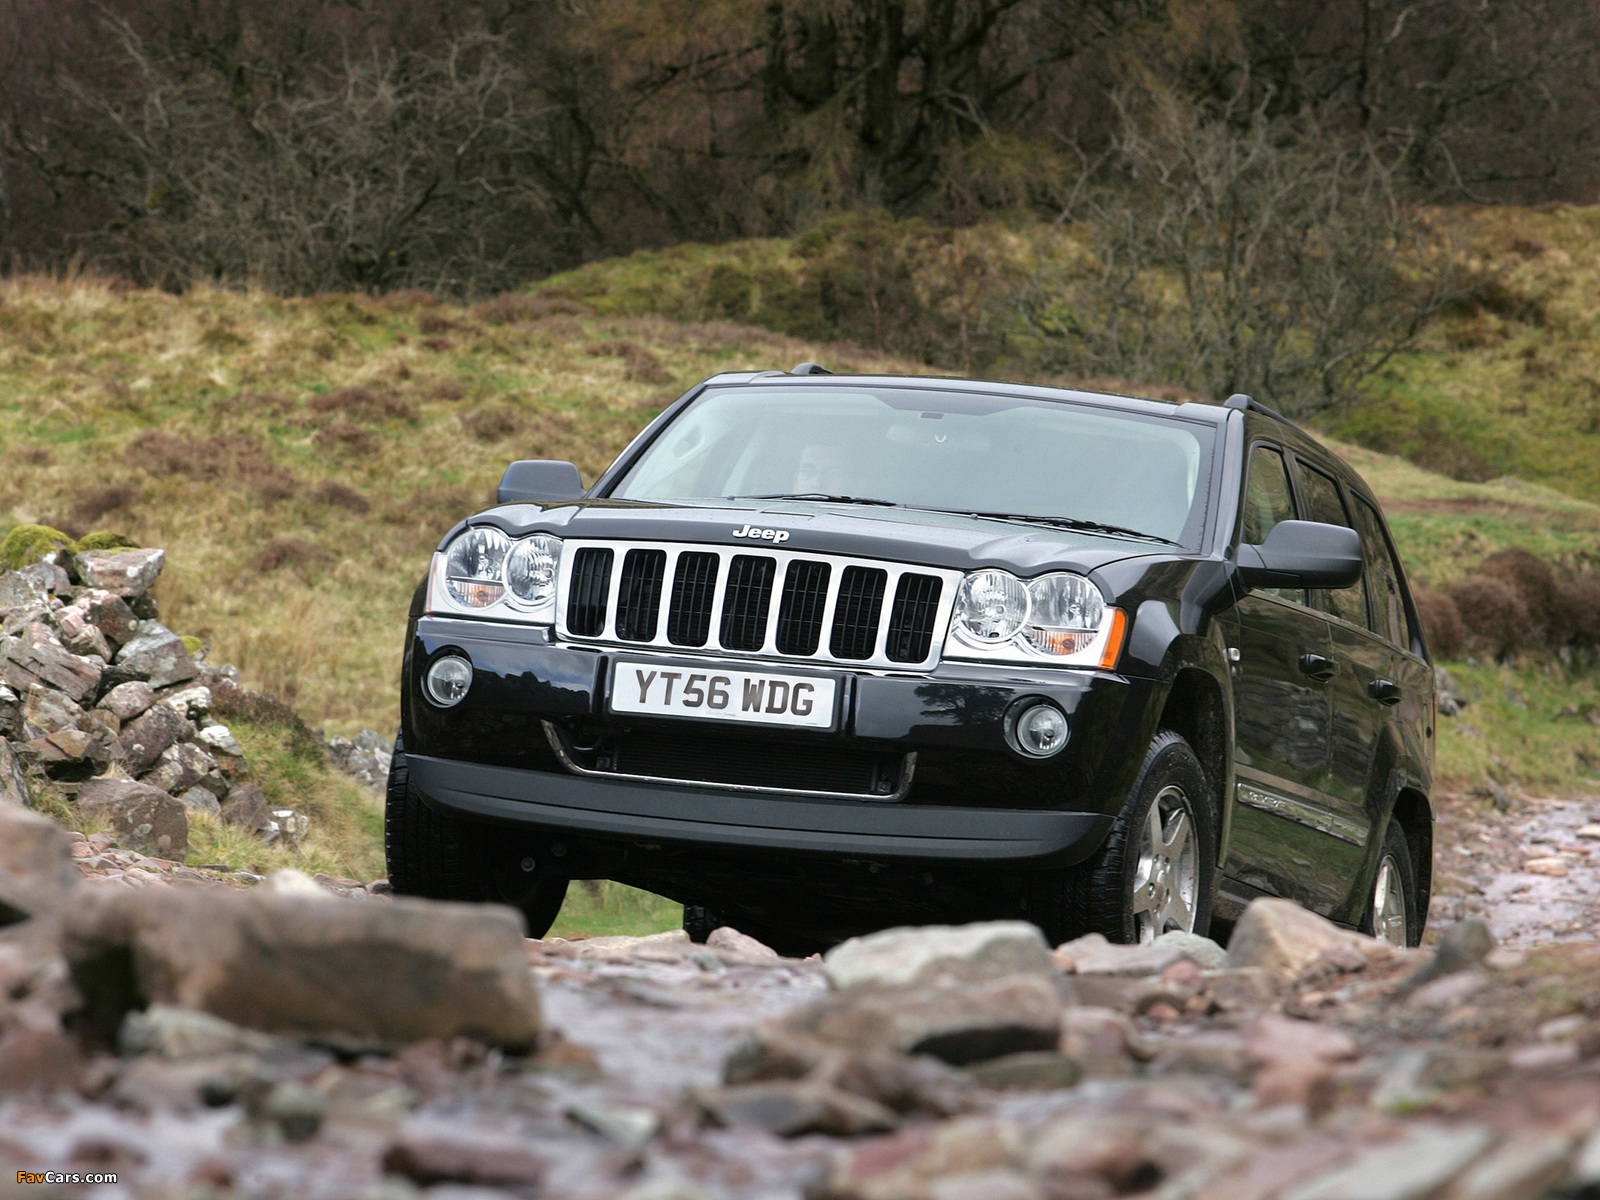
[610,661,838,729]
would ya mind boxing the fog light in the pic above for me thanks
[424,655,473,707]
[1013,703,1068,757]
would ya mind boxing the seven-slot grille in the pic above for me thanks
[555,541,959,670]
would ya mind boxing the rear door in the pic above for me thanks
[1293,459,1384,908]
[1220,441,1338,909]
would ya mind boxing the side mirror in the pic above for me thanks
[1236,520,1362,590]
[497,460,585,505]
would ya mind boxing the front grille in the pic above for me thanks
[610,727,908,797]
[568,548,613,637]
[667,552,719,646]
[830,566,887,660]
[775,560,830,655]
[886,574,943,663]
[615,549,666,642]
[720,555,776,651]
[559,540,958,670]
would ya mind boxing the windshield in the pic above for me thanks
[611,386,1214,547]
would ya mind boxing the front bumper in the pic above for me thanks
[403,615,1154,865]
[409,753,1113,863]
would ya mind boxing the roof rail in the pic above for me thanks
[790,361,833,375]
[1223,392,1310,436]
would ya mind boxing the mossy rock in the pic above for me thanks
[180,635,206,658]
[0,524,77,571]
[77,530,140,552]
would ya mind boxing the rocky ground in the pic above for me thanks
[8,546,1600,1199]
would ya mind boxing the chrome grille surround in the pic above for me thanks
[553,539,962,671]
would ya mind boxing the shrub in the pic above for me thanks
[308,387,416,422]
[307,482,372,514]
[312,423,381,456]
[1412,589,1465,660]
[71,485,140,526]
[585,339,673,385]
[76,531,140,552]
[0,524,75,570]
[418,312,463,335]
[1552,575,1600,651]
[472,294,591,324]
[459,406,521,443]
[252,538,334,573]
[1447,574,1529,660]
[1479,547,1558,630]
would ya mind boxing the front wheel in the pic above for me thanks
[385,732,570,937]
[1033,730,1216,945]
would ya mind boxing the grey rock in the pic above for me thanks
[0,739,28,807]
[382,1133,547,1188]
[119,1003,279,1058]
[20,559,71,596]
[197,724,245,772]
[176,786,222,817]
[63,886,543,1050]
[100,680,156,721]
[114,621,198,690]
[1060,932,1192,976]
[1401,918,1495,993]
[76,778,189,858]
[1153,929,1227,969]
[963,1050,1083,1090]
[263,1080,327,1142]
[0,571,47,613]
[20,684,84,738]
[1447,1132,1575,1200]
[142,741,225,797]
[0,804,81,923]
[1280,1123,1493,1200]
[567,1099,662,1149]
[75,590,140,646]
[1,630,103,702]
[158,684,211,720]
[118,701,194,775]
[220,783,272,833]
[74,548,165,598]
[696,1079,898,1137]
[824,921,1057,992]
[706,926,780,959]
[264,807,310,847]
[1224,897,1385,985]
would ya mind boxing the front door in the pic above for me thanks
[1221,443,1340,910]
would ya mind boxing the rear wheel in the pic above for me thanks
[1033,730,1216,945]
[1362,819,1418,947]
[385,732,570,937]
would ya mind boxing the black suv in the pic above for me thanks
[386,369,1434,952]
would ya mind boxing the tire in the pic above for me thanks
[683,905,722,943]
[1033,729,1217,945]
[385,732,570,937]
[1362,818,1419,948]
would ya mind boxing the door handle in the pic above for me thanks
[1292,652,1331,681]
[1368,678,1402,706]
[1298,653,1336,682]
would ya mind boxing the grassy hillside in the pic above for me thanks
[2,273,1597,820]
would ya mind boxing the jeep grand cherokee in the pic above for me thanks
[386,368,1435,953]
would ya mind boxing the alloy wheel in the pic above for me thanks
[1371,853,1410,947]
[1132,784,1199,943]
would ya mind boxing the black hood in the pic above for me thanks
[451,497,1182,579]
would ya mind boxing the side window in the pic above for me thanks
[1352,494,1409,650]
[1241,445,1304,605]
[1298,462,1366,628]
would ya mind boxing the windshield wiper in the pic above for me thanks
[730,493,902,507]
[927,508,1183,547]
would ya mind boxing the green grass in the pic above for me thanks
[547,880,683,939]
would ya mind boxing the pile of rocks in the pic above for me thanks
[0,546,309,857]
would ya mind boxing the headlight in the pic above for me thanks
[444,527,509,608]
[1025,573,1105,656]
[952,570,1031,646]
[431,527,561,623]
[944,569,1123,667]
[506,534,561,607]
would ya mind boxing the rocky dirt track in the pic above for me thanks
[6,801,1600,1200]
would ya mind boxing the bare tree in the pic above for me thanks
[1016,97,1475,415]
